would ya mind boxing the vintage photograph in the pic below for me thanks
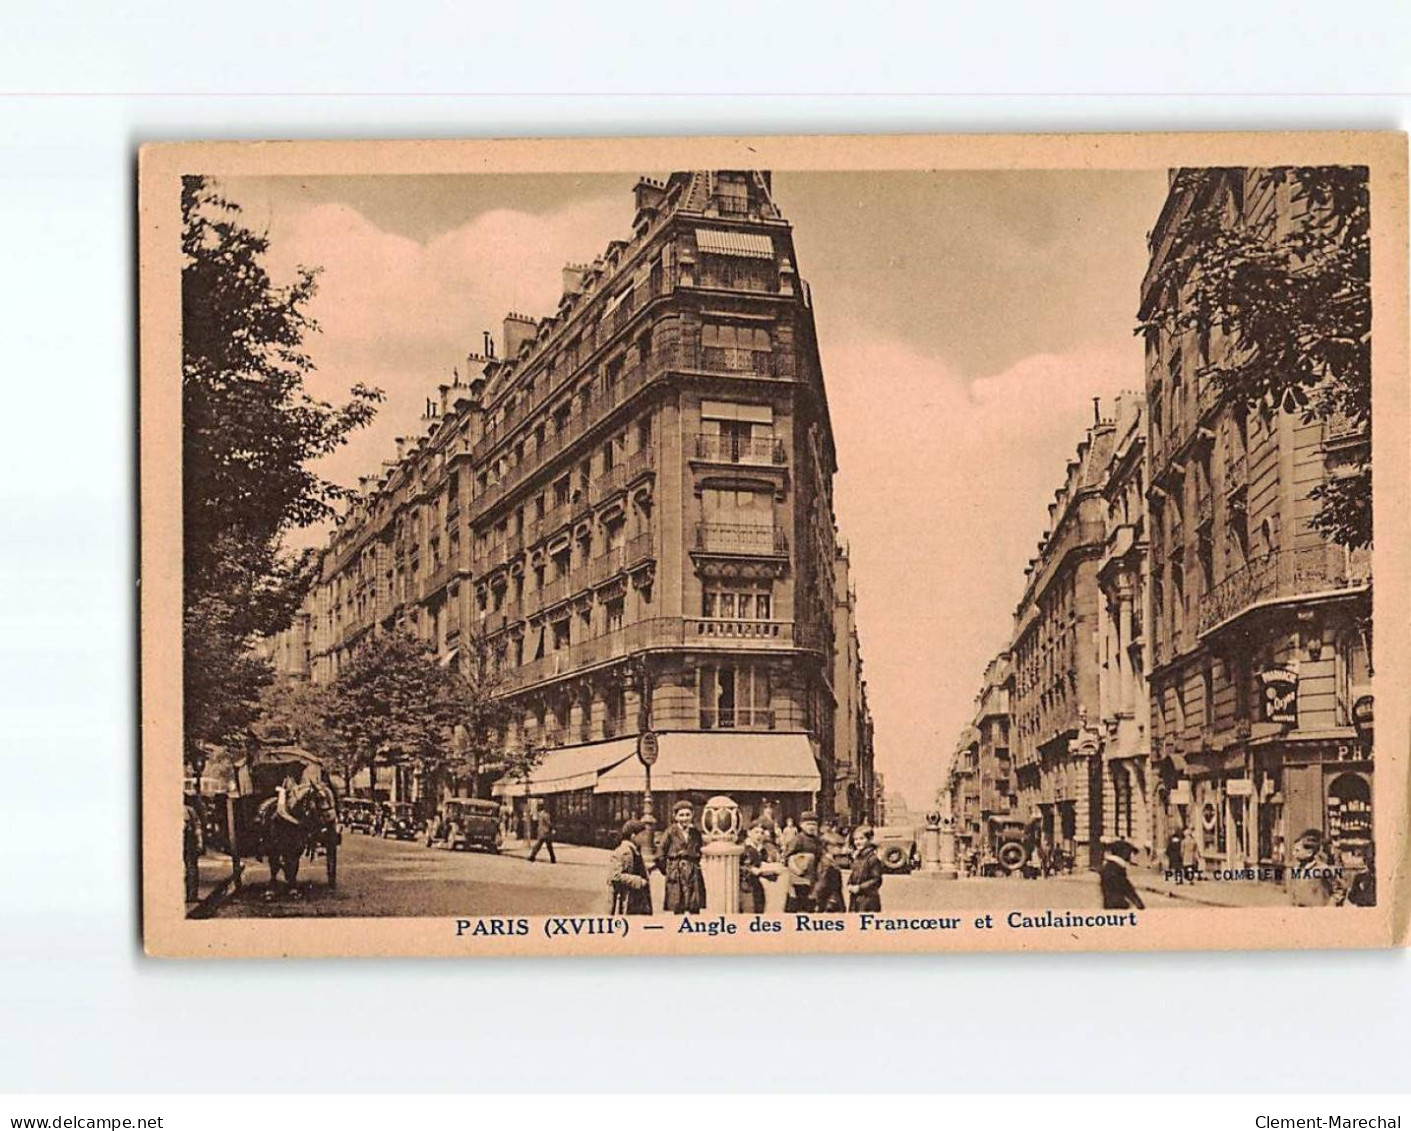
[139,135,1407,956]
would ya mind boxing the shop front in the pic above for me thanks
[490,731,822,846]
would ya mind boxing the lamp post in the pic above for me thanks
[630,656,658,866]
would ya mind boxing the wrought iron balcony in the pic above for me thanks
[1198,545,1372,636]
[694,433,787,466]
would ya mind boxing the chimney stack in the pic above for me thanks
[503,312,537,358]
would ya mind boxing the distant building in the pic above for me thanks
[1095,393,1154,863]
[1140,168,1372,872]
[1010,409,1116,871]
[832,542,877,824]
[270,171,873,844]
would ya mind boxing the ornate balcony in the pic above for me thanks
[693,433,787,466]
[1198,545,1372,637]
[695,522,788,556]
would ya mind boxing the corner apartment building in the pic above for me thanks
[289,171,861,844]
[1140,168,1372,873]
[945,652,1016,866]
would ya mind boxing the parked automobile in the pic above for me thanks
[428,798,503,853]
[379,801,420,841]
[342,798,377,834]
[989,816,1031,875]
[874,825,920,873]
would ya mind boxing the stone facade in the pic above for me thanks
[1140,168,1373,873]
[270,171,869,844]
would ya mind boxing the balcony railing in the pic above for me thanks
[1198,545,1372,636]
[698,346,776,377]
[495,616,809,693]
[694,433,788,466]
[699,707,776,731]
[695,522,789,556]
[686,617,791,642]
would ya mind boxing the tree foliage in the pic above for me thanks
[444,630,514,797]
[1137,166,1371,549]
[321,631,461,787]
[181,175,382,760]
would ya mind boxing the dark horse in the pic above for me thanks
[255,780,326,900]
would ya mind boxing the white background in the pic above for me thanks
[2,0,1409,1095]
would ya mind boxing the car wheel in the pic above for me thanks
[880,844,909,871]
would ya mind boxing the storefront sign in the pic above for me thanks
[1352,693,1374,745]
[1259,666,1299,726]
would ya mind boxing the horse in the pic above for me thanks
[255,780,326,900]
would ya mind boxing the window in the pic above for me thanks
[605,514,626,551]
[605,597,624,633]
[551,546,571,580]
[535,492,547,520]
[551,617,571,652]
[553,476,570,508]
[698,663,772,729]
[702,586,772,620]
[1335,628,1372,726]
[700,324,773,375]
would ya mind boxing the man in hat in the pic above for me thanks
[656,800,705,914]
[785,811,824,912]
[1098,839,1145,910]
[608,820,653,915]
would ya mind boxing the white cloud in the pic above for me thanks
[823,334,1143,808]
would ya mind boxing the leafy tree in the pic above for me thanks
[181,175,383,763]
[254,676,349,777]
[322,631,461,797]
[1138,166,1371,549]
[445,630,514,799]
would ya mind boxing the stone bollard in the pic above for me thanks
[920,811,943,874]
[934,814,959,879]
[700,795,744,915]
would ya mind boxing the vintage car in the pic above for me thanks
[428,798,503,853]
[342,797,377,834]
[379,801,420,841]
[874,825,920,873]
[988,816,1032,876]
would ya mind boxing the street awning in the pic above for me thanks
[695,228,775,259]
[593,731,820,795]
[490,737,638,797]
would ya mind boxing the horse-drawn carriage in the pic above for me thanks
[234,749,340,899]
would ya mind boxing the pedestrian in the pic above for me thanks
[1288,828,1335,906]
[739,820,773,914]
[1165,828,1184,874]
[1179,826,1201,872]
[1098,840,1146,911]
[528,803,557,864]
[656,801,706,913]
[779,815,799,858]
[1338,841,1376,908]
[183,797,204,903]
[784,811,824,912]
[607,819,653,915]
[846,825,883,912]
[811,844,846,913]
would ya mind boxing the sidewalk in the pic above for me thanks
[498,837,614,869]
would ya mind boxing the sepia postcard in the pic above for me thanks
[139,132,1409,958]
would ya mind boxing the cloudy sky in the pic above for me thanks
[223,167,1170,810]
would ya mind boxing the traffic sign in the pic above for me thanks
[637,730,659,766]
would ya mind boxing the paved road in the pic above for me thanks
[217,830,611,918]
[214,833,1164,918]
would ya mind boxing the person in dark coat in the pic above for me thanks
[739,820,773,914]
[1098,840,1145,910]
[656,801,706,913]
[1165,829,1184,874]
[811,844,846,912]
[846,825,884,912]
[607,819,653,915]
[1339,841,1376,907]
[527,803,557,864]
[784,811,824,912]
